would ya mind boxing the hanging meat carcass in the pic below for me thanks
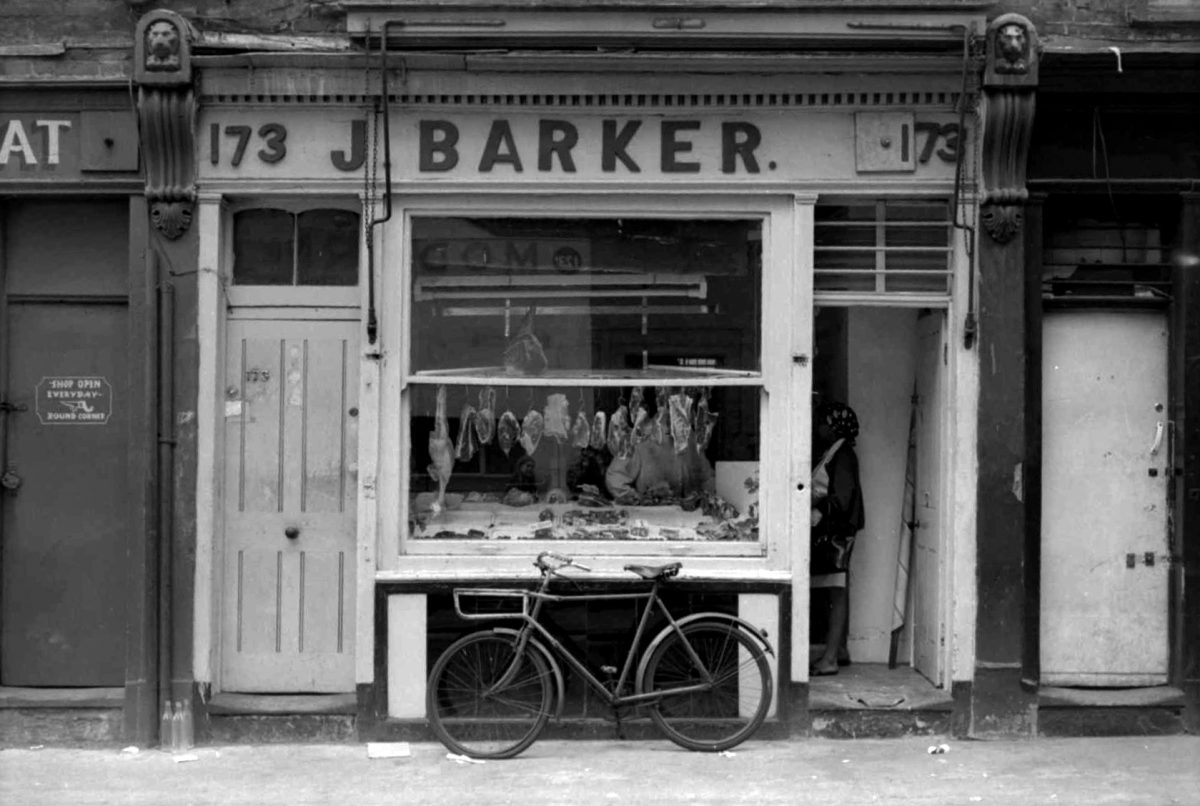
[543,393,570,444]
[520,404,545,455]
[628,386,649,445]
[455,399,479,462]
[502,306,548,376]
[668,390,694,454]
[651,387,670,444]
[474,386,496,445]
[607,399,632,458]
[589,409,607,451]
[497,409,520,456]
[427,385,455,513]
[696,387,719,451]
[571,406,591,449]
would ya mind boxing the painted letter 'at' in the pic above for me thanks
[661,121,702,173]
[0,120,36,165]
[331,119,366,171]
[36,120,70,165]
[602,120,641,173]
[538,120,578,172]
[479,120,523,172]
[721,122,761,174]
[419,120,459,172]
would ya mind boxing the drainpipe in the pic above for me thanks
[156,263,176,740]
[365,21,398,346]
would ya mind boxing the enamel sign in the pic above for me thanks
[36,376,112,425]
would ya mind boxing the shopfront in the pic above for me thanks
[187,3,987,734]
[0,86,151,736]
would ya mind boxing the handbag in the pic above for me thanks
[809,437,855,574]
[811,532,856,575]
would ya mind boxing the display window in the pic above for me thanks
[403,215,766,545]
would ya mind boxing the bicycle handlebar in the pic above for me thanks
[535,551,592,574]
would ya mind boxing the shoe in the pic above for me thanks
[809,665,839,677]
[837,655,851,668]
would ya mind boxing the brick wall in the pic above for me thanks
[1,3,1192,96]
[0,1,346,45]
[989,0,1196,43]
[0,1,347,82]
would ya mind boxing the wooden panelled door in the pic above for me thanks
[1041,310,1170,686]
[220,318,359,692]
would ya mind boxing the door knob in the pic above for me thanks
[1,470,22,490]
[284,526,300,539]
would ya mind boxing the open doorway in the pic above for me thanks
[809,305,951,709]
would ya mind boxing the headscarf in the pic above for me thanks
[816,401,859,443]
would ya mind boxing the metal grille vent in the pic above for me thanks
[1042,197,1177,305]
[814,198,953,298]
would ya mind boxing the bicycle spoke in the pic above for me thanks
[641,623,772,752]
[428,632,552,759]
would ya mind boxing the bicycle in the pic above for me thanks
[426,551,775,759]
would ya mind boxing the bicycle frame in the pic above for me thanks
[456,571,730,711]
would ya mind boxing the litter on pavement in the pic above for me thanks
[366,742,412,759]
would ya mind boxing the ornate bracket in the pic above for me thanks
[980,14,1040,244]
[134,10,196,240]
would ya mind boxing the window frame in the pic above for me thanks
[224,196,363,309]
[813,195,955,307]
[385,192,799,566]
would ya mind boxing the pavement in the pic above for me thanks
[2,735,1198,806]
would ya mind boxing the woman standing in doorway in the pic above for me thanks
[808,401,865,677]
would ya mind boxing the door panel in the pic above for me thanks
[221,319,358,692]
[1041,310,1169,686]
[1,303,128,685]
[912,311,945,686]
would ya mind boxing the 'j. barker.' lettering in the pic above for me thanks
[418,118,764,175]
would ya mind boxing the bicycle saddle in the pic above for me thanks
[623,562,682,581]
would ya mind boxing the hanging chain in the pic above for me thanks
[363,45,378,236]
[364,103,379,232]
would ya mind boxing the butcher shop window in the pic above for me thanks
[405,216,763,543]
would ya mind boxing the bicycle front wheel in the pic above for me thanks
[641,622,772,752]
[427,631,553,759]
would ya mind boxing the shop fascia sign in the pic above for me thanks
[202,110,962,180]
[1,112,138,178]
[0,118,72,169]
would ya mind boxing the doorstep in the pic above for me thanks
[206,693,358,715]
[1036,685,1188,737]
[806,663,957,739]
[202,692,359,744]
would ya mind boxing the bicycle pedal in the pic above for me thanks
[600,665,618,676]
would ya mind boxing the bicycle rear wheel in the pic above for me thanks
[641,622,772,751]
[427,631,553,759]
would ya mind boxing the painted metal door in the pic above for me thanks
[912,311,946,686]
[1,303,129,685]
[1041,310,1169,686]
[220,318,359,692]
[1,198,130,687]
